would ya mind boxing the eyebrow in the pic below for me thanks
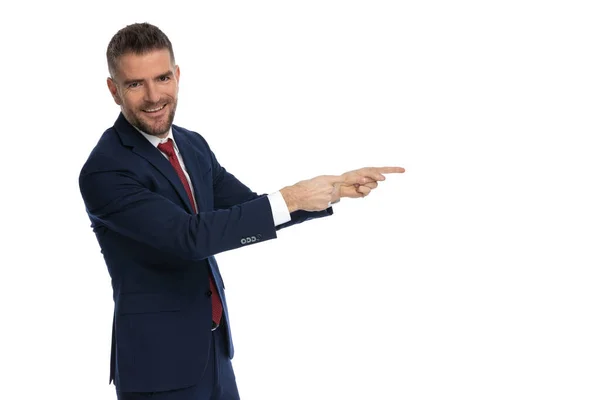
[123,71,174,86]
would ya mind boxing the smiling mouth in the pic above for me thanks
[142,104,167,113]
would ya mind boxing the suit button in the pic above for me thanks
[241,238,247,244]
[251,236,257,242]
[257,234,262,240]
[246,236,251,243]
[205,290,212,297]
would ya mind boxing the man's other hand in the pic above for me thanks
[280,166,405,212]
[334,166,405,201]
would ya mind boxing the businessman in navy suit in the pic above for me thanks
[79,22,404,399]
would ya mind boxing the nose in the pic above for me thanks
[144,82,161,104]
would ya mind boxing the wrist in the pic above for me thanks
[280,186,300,213]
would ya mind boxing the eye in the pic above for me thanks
[128,82,141,89]
[159,76,171,82]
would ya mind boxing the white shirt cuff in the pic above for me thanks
[267,191,292,226]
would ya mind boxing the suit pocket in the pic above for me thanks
[118,293,181,315]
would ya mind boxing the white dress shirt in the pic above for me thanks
[138,128,292,226]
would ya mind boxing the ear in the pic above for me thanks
[107,77,122,105]
[175,65,180,83]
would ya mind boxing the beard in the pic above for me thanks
[126,99,178,137]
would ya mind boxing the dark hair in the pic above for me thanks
[106,22,175,77]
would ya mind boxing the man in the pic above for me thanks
[79,22,404,400]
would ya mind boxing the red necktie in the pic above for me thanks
[157,138,223,326]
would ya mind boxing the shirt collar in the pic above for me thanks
[136,127,179,152]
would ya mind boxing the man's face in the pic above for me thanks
[107,49,180,137]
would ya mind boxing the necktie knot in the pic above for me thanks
[157,139,176,158]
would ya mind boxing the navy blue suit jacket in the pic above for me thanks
[78,113,332,392]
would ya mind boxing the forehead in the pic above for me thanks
[114,48,174,80]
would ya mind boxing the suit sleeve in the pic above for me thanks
[79,152,278,262]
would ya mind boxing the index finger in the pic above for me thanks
[375,166,405,174]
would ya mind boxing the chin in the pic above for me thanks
[146,123,170,136]
[137,115,170,136]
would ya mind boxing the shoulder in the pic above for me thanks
[172,124,208,143]
[172,124,215,154]
[79,126,132,177]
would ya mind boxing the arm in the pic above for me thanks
[79,152,278,261]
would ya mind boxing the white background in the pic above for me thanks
[1,1,599,399]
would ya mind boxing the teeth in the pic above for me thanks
[144,104,165,112]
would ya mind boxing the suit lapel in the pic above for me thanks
[113,113,195,214]
[173,127,207,211]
